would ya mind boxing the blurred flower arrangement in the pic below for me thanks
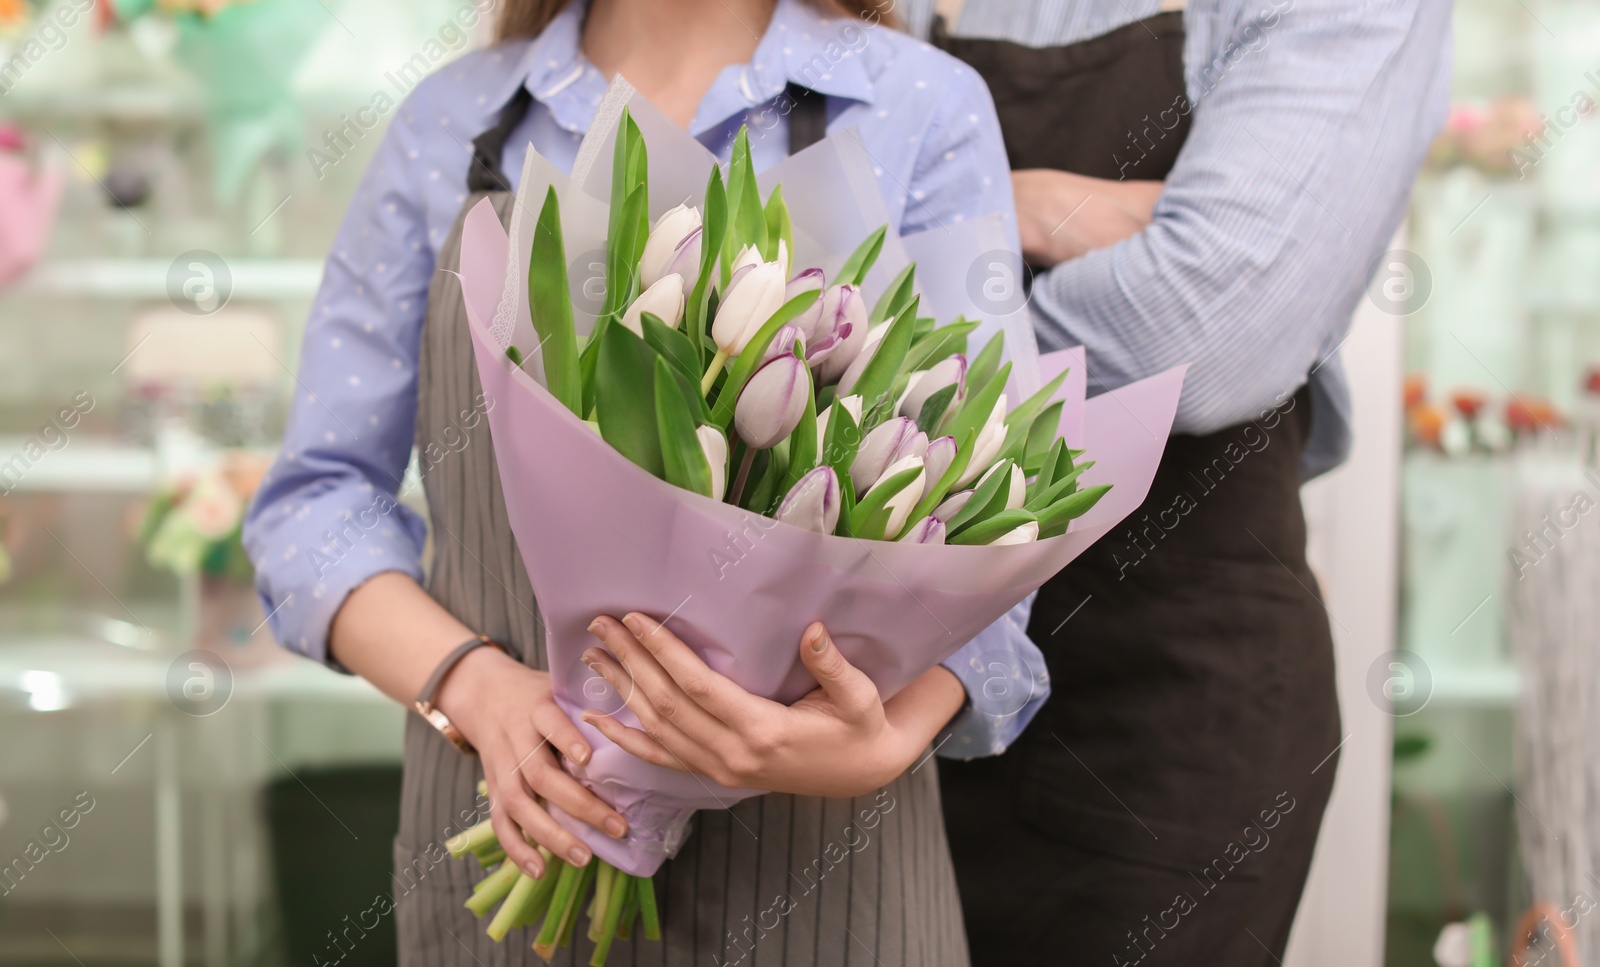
[1425,99,1544,176]
[1404,373,1559,455]
[138,452,266,582]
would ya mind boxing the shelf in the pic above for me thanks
[0,438,157,493]
[14,259,325,300]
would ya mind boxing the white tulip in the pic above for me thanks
[696,425,729,501]
[621,273,686,335]
[711,261,787,355]
[867,453,926,538]
[731,244,763,277]
[835,323,890,398]
[989,520,1040,545]
[639,204,702,289]
[974,461,1027,510]
[954,394,1009,488]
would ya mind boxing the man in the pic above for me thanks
[908,0,1451,962]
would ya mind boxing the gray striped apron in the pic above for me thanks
[390,85,970,967]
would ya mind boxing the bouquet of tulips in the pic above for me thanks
[451,81,1185,963]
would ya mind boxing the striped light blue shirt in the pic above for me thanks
[905,0,1453,477]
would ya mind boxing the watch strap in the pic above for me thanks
[413,634,506,753]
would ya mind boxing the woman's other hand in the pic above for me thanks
[1012,169,1164,267]
[579,615,966,798]
[434,647,628,878]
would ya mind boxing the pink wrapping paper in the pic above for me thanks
[457,199,1185,876]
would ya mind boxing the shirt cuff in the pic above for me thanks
[935,593,1049,760]
[245,485,427,668]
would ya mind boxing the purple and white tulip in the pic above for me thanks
[786,269,826,340]
[834,319,888,397]
[734,353,810,449]
[866,453,926,537]
[932,489,973,522]
[850,416,929,493]
[764,324,807,362]
[953,395,1009,488]
[774,466,841,535]
[639,204,702,289]
[974,461,1027,511]
[811,285,869,384]
[923,435,959,487]
[899,355,967,423]
[659,226,702,298]
[815,394,864,454]
[898,516,946,544]
[713,261,787,355]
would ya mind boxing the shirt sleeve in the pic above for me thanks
[899,52,1020,249]
[1028,0,1451,436]
[936,594,1048,759]
[241,110,435,667]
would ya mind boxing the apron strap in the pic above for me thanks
[468,86,535,193]
[469,79,826,193]
[785,82,828,154]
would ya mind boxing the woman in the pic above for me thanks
[244,1,1039,963]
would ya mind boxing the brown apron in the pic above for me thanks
[934,11,1343,966]
[391,84,970,966]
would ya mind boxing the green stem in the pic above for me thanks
[520,853,561,928]
[700,349,729,395]
[486,872,538,941]
[588,863,616,943]
[637,873,661,941]
[558,863,599,949]
[475,847,506,868]
[728,445,756,506]
[533,860,585,954]
[590,866,632,966]
[445,819,498,858]
[616,878,639,942]
[466,862,520,918]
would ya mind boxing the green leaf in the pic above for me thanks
[944,360,1012,448]
[655,357,713,497]
[686,166,727,370]
[763,185,793,266]
[641,312,699,382]
[849,465,922,541]
[869,262,916,323]
[1036,484,1112,539]
[709,287,822,429]
[821,399,861,478]
[835,225,887,287]
[784,383,819,492]
[1023,400,1065,475]
[1024,459,1093,513]
[905,319,978,373]
[949,509,1038,546]
[966,331,1004,394]
[722,128,766,280]
[834,470,858,537]
[848,297,919,427]
[914,382,959,436]
[594,322,664,477]
[1029,438,1068,499]
[746,440,789,513]
[505,345,523,366]
[944,458,1015,536]
[900,426,975,537]
[527,186,583,415]
[999,369,1070,462]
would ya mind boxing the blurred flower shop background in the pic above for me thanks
[0,0,1597,964]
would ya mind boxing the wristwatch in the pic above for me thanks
[414,634,508,754]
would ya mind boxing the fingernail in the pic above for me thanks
[570,743,589,764]
[587,620,603,636]
[569,846,591,866]
[525,859,544,877]
[810,627,828,653]
[605,816,627,838]
[622,614,643,637]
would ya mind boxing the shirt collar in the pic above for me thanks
[481,0,876,136]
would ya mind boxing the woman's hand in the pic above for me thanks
[1012,169,1165,267]
[434,646,628,878]
[579,614,967,799]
